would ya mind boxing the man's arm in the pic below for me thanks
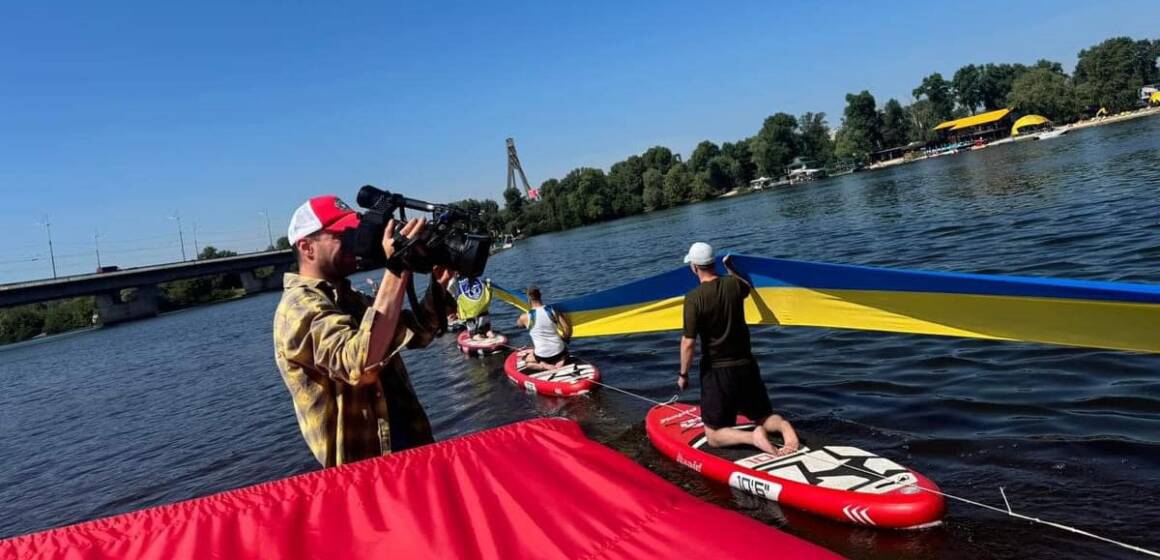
[679,295,697,391]
[678,336,695,391]
[364,269,410,370]
[680,336,696,376]
[723,255,752,295]
[516,312,529,328]
[556,311,572,341]
[365,219,429,370]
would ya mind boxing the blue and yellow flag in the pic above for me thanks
[495,255,1160,353]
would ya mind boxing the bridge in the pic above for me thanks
[0,251,295,324]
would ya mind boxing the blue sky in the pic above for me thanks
[2,1,1157,282]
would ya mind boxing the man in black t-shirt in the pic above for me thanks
[678,242,799,456]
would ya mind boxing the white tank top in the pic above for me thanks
[528,305,566,357]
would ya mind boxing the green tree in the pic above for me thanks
[750,113,798,178]
[913,73,954,122]
[561,168,612,223]
[0,306,45,344]
[797,112,834,168]
[502,185,525,228]
[536,178,565,230]
[837,91,882,160]
[662,163,693,207]
[705,155,739,191]
[952,64,984,114]
[43,298,96,335]
[977,63,1029,110]
[607,156,646,216]
[1074,36,1159,112]
[688,141,721,173]
[274,236,291,250]
[879,98,912,148]
[1008,67,1081,122]
[720,140,756,186]
[642,168,664,210]
[641,146,676,175]
[198,246,239,260]
[905,99,941,143]
[690,174,714,201]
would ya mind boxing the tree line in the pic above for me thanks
[456,35,1158,238]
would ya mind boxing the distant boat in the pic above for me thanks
[1038,129,1069,139]
[491,234,515,255]
[787,167,826,185]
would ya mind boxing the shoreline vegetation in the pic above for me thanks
[3,36,1157,346]
[454,35,1159,239]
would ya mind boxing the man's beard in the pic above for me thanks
[323,252,358,279]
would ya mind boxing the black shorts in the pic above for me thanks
[700,362,773,430]
[534,349,569,364]
[466,314,491,336]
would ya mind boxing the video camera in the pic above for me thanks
[342,185,492,277]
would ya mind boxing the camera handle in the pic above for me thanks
[389,207,450,337]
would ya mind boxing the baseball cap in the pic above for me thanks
[287,196,361,244]
[683,242,715,266]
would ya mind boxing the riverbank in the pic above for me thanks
[1061,104,1160,131]
[866,106,1160,172]
[0,284,252,346]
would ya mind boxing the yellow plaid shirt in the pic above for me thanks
[273,272,450,467]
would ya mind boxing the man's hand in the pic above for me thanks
[431,265,454,286]
[677,372,688,392]
[382,218,428,262]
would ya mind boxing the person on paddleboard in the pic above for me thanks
[677,242,800,457]
[273,195,455,467]
[451,275,496,340]
[516,285,573,369]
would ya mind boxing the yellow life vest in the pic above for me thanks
[455,278,492,319]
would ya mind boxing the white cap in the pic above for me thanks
[287,195,360,245]
[683,242,715,266]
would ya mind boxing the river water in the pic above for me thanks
[2,117,1159,559]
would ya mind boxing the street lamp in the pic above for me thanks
[37,216,57,279]
[259,209,274,250]
[168,212,187,261]
[94,229,102,270]
[192,221,200,257]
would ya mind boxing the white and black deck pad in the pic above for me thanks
[463,334,506,346]
[516,359,598,384]
[689,426,918,495]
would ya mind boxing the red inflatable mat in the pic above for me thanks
[0,418,841,560]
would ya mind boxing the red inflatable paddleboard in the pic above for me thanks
[456,330,508,356]
[646,403,944,529]
[503,348,600,397]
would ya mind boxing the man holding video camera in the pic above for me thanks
[273,195,455,468]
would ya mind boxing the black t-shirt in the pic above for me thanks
[682,275,753,371]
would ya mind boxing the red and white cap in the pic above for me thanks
[287,195,361,244]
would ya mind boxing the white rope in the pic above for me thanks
[582,377,1160,558]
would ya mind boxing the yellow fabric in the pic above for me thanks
[1150,92,1160,105]
[562,287,1160,354]
[494,287,530,311]
[1011,114,1050,136]
[273,273,441,467]
[933,108,1012,131]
